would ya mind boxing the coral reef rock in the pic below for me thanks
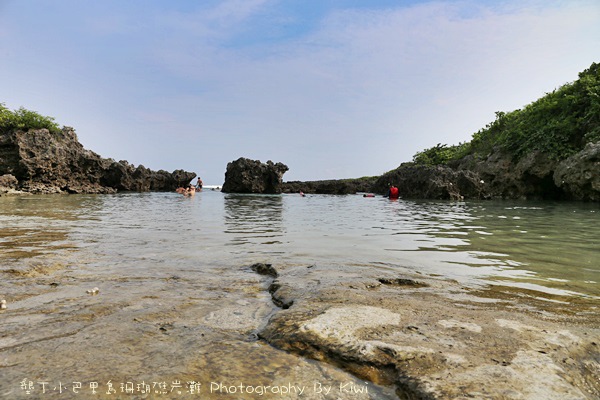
[372,141,600,201]
[221,157,288,194]
[374,164,486,200]
[554,141,600,201]
[0,127,196,194]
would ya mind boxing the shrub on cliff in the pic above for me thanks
[0,103,62,135]
[412,143,471,166]
[413,62,600,165]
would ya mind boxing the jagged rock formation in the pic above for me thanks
[458,150,561,200]
[554,142,600,201]
[0,127,196,194]
[278,141,600,201]
[367,141,600,201]
[460,142,600,201]
[221,157,288,194]
[373,164,485,200]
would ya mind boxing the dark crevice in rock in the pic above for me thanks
[258,315,435,400]
[269,288,294,309]
[377,278,429,288]
[522,172,565,200]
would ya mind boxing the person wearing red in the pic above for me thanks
[387,184,399,199]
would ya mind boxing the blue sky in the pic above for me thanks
[1,0,599,184]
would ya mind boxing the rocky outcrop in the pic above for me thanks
[0,127,196,194]
[282,178,377,195]
[456,143,600,201]
[554,142,600,201]
[369,141,600,201]
[455,150,564,200]
[221,157,288,194]
[372,163,486,200]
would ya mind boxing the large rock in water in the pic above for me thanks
[0,127,196,194]
[221,157,289,194]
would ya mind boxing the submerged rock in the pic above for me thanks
[250,263,278,278]
[86,287,100,295]
[221,157,289,194]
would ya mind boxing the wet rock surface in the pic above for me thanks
[259,264,600,399]
[0,127,196,194]
[222,158,289,194]
[0,256,397,399]
[251,263,279,278]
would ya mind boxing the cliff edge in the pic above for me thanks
[0,125,195,194]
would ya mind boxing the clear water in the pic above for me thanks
[1,192,599,399]
[1,191,598,298]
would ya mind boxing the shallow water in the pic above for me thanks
[1,191,598,297]
[0,192,598,398]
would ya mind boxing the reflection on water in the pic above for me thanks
[224,194,285,248]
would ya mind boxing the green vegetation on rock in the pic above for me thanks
[412,142,471,166]
[413,62,600,166]
[0,103,62,135]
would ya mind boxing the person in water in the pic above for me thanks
[184,184,195,196]
[387,184,399,199]
[176,184,194,196]
[195,178,203,190]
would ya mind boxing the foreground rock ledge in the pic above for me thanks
[258,265,600,399]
